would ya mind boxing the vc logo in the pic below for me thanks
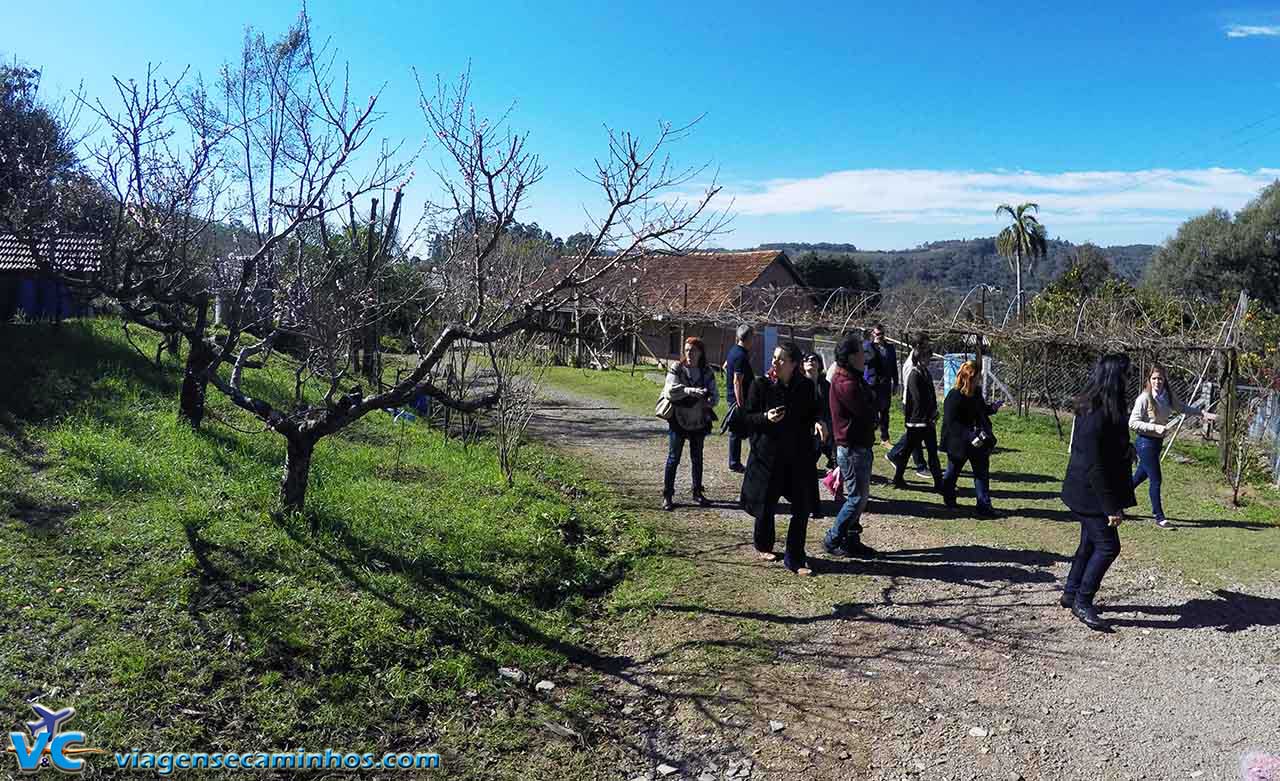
[5,703,105,773]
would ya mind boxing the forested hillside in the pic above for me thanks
[758,239,1157,292]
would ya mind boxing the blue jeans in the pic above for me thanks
[728,430,745,469]
[664,427,705,498]
[1131,434,1164,521]
[825,445,873,549]
[942,449,992,508]
[1063,512,1121,606]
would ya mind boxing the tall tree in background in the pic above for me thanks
[995,202,1048,320]
[1143,182,1280,313]
[0,61,85,248]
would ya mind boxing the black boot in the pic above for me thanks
[1059,592,1074,609]
[1071,601,1111,631]
[844,538,879,559]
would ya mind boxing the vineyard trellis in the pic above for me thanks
[544,263,1276,483]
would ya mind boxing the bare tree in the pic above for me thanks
[486,332,550,486]
[206,67,727,514]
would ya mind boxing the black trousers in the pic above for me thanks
[754,477,809,571]
[889,426,943,487]
[1063,512,1121,606]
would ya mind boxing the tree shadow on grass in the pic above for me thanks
[1103,590,1280,632]
[988,471,1058,484]
[1,488,76,535]
[1156,515,1276,531]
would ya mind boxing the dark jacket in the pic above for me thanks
[940,388,996,460]
[863,341,898,391]
[813,375,832,429]
[902,362,938,427]
[1062,406,1138,516]
[738,373,818,518]
[829,368,876,448]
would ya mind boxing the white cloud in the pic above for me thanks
[1226,24,1280,37]
[698,167,1280,228]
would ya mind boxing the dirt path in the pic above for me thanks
[528,385,1280,781]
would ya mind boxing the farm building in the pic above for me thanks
[549,249,824,369]
[0,234,101,322]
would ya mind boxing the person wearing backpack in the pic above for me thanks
[660,336,718,511]
[939,360,1003,517]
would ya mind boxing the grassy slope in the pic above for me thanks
[544,366,1280,586]
[0,320,662,779]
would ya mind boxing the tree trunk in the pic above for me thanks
[281,433,316,515]
[178,337,216,429]
[178,298,214,429]
[1015,256,1023,321]
[1219,348,1237,475]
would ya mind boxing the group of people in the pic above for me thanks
[659,325,1213,630]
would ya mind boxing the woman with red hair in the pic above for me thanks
[939,360,1003,517]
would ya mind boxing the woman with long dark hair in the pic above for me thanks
[1060,353,1137,631]
[803,352,833,518]
[737,341,822,575]
[1129,362,1217,528]
[939,360,1003,517]
[661,336,718,511]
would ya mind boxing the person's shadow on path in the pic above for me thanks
[1103,589,1280,632]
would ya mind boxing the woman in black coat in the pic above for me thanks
[736,342,823,575]
[802,352,833,518]
[939,360,1003,517]
[1060,353,1137,631]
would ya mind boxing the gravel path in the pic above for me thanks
[528,384,1280,781]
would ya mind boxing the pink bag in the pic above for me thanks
[821,467,844,502]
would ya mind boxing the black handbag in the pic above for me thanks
[969,404,997,452]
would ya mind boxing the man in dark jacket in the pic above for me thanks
[823,332,879,559]
[863,323,898,446]
[723,324,755,473]
[887,334,943,489]
[1061,353,1138,631]
[737,342,823,574]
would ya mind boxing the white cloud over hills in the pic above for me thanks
[707,167,1280,229]
[1225,24,1280,37]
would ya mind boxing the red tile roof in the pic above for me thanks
[631,250,805,311]
[0,234,102,273]
[545,249,806,312]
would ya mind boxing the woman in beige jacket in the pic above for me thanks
[1129,363,1217,528]
[661,337,719,510]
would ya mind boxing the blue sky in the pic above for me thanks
[8,1,1280,249]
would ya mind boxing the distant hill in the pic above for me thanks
[754,238,1158,292]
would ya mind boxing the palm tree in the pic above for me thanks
[995,202,1049,320]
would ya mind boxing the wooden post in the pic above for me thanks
[572,292,582,368]
[1219,348,1238,475]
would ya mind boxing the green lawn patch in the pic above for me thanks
[0,319,658,779]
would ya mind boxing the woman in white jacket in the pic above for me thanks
[1129,363,1217,528]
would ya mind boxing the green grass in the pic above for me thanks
[544,364,1280,586]
[0,319,661,779]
